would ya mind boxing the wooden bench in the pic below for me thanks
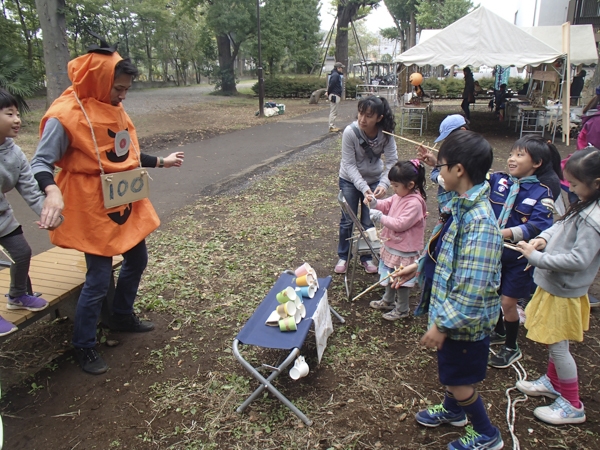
[0,246,123,342]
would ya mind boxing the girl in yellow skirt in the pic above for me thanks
[515,147,600,425]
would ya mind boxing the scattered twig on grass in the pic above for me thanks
[399,381,428,403]
[51,410,80,418]
[207,385,236,440]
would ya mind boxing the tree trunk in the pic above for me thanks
[335,3,358,70]
[216,33,237,94]
[268,57,274,76]
[409,12,416,49]
[35,0,71,107]
[14,0,33,64]
[118,17,130,57]
[238,53,244,77]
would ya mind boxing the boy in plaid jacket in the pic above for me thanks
[392,130,504,450]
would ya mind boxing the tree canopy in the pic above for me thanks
[2,0,324,98]
[384,0,473,51]
[416,0,473,29]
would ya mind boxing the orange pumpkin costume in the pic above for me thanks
[40,51,159,256]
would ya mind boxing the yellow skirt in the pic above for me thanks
[524,287,590,345]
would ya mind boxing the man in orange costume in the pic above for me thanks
[32,44,184,375]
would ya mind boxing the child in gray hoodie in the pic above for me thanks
[0,89,56,336]
[515,147,600,426]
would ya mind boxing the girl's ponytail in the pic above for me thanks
[546,141,564,180]
[379,97,397,135]
[414,160,427,199]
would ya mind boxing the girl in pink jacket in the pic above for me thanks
[367,160,428,320]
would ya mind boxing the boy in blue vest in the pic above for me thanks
[393,130,504,450]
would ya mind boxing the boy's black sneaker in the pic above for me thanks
[489,346,522,369]
[74,347,108,375]
[111,313,155,332]
[489,331,506,345]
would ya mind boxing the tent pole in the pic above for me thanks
[561,22,570,146]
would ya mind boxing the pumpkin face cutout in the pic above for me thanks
[107,202,133,225]
[107,128,130,162]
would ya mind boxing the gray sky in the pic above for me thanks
[319,0,517,34]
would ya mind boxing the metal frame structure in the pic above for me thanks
[337,191,381,299]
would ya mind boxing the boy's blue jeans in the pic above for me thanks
[72,240,148,349]
[338,177,378,262]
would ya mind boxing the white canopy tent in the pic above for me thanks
[520,25,598,66]
[394,7,562,68]
[393,7,587,144]
[417,24,597,67]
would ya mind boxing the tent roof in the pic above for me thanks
[394,7,562,68]
[520,25,598,66]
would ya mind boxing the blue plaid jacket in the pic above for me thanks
[419,182,502,341]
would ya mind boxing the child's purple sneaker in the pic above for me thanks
[0,316,18,337]
[7,294,48,312]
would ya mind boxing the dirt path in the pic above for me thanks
[10,84,340,256]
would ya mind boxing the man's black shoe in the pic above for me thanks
[74,347,108,375]
[111,313,155,332]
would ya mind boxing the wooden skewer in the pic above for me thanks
[382,131,438,152]
[352,273,395,302]
[352,266,404,302]
[504,243,530,267]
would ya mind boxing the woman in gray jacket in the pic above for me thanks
[335,96,398,274]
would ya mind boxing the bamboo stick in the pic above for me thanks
[352,265,404,302]
[382,131,438,152]
[503,242,531,270]
[352,273,395,302]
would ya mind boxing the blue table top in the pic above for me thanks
[235,273,332,350]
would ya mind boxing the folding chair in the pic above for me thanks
[233,272,343,426]
[337,190,381,299]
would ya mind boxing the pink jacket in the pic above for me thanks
[375,192,427,253]
[560,111,600,189]
[577,111,600,150]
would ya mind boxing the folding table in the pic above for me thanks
[233,272,342,425]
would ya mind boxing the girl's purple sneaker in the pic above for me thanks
[0,316,18,337]
[7,294,48,312]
